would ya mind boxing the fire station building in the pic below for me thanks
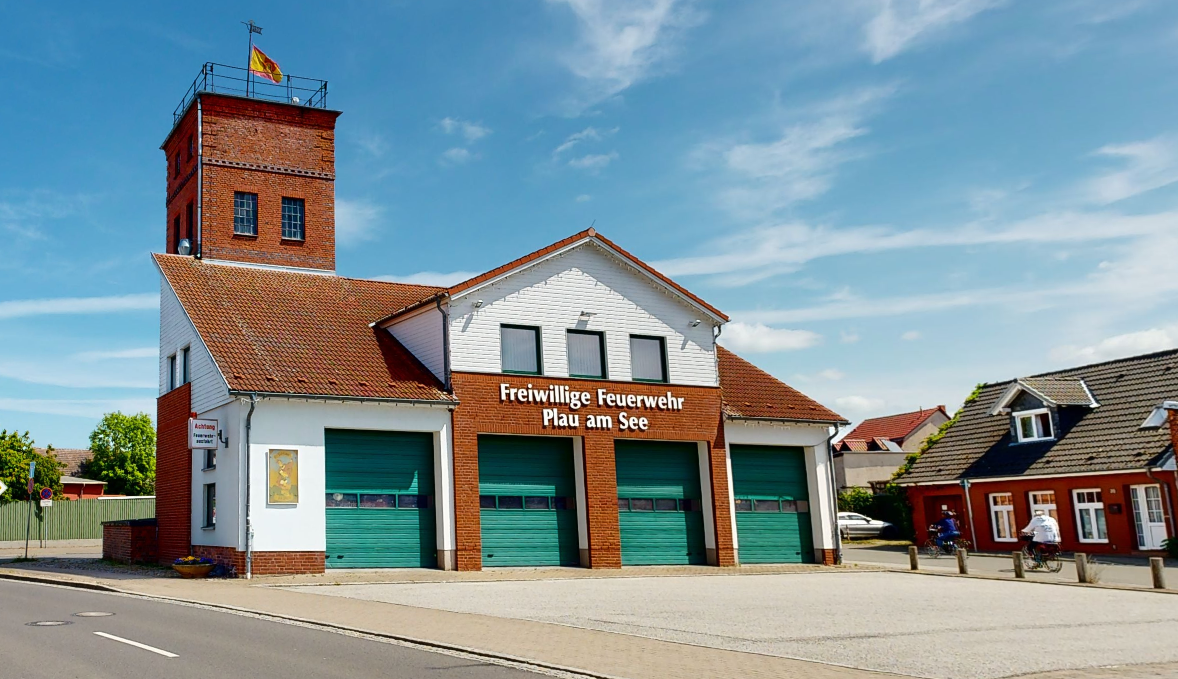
[154,65,847,575]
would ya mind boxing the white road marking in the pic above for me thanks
[93,632,178,658]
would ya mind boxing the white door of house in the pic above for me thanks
[1129,485,1167,550]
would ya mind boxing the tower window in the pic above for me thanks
[234,192,258,236]
[281,197,305,240]
[187,134,194,161]
[173,214,182,252]
[173,153,180,178]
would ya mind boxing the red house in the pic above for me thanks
[36,447,108,499]
[898,350,1177,555]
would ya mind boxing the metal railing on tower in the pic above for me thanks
[173,62,329,125]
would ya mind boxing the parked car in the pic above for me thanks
[838,511,897,539]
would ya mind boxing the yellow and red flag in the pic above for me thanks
[249,46,283,84]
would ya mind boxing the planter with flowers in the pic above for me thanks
[172,555,216,579]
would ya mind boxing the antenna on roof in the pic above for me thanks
[590,219,596,228]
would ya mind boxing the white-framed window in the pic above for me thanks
[181,346,191,385]
[1014,408,1054,442]
[202,483,216,529]
[630,335,668,383]
[501,325,542,375]
[989,492,1017,542]
[167,354,177,392]
[1028,490,1058,521]
[567,329,606,379]
[1073,489,1108,542]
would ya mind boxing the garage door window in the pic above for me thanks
[618,497,702,512]
[735,497,808,513]
[326,492,430,509]
[480,494,570,510]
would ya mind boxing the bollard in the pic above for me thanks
[1075,552,1088,583]
[1151,557,1166,590]
[957,548,969,575]
[909,545,919,571]
[1013,551,1025,579]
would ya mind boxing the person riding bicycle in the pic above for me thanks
[1021,509,1061,561]
[933,510,962,551]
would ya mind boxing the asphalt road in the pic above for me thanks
[0,579,546,679]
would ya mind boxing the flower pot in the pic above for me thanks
[172,563,215,579]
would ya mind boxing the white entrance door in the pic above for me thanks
[1129,485,1167,550]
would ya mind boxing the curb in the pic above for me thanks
[0,569,120,593]
[847,561,1177,595]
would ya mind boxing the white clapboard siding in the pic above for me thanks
[159,278,231,413]
[387,306,445,381]
[449,242,719,386]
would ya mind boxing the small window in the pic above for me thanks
[185,201,194,243]
[524,496,550,510]
[167,354,177,392]
[479,495,497,509]
[173,153,181,178]
[202,483,216,528]
[281,197,305,240]
[630,498,655,511]
[567,330,606,379]
[187,134,194,161]
[181,347,191,385]
[617,498,630,511]
[754,499,780,512]
[399,494,429,509]
[654,498,678,511]
[326,492,358,508]
[1014,409,1054,442]
[781,500,798,513]
[1029,491,1058,521]
[234,192,258,236]
[1074,489,1108,542]
[497,495,524,510]
[630,335,668,383]
[203,448,216,470]
[734,498,752,512]
[501,325,542,375]
[173,215,182,252]
[989,493,1017,542]
[552,496,568,510]
[360,494,397,508]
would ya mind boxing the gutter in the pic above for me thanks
[195,96,203,260]
[725,414,851,426]
[961,478,978,547]
[244,393,257,580]
[227,390,456,407]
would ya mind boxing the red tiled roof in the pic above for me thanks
[446,229,730,322]
[717,346,847,423]
[154,254,453,402]
[843,406,948,442]
[36,448,92,476]
[837,438,869,452]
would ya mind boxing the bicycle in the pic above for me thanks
[922,525,971,558]
[1019,534,1063,573]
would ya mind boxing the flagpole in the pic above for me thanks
[242,20,263,98]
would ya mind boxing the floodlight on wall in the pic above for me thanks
[177,239,193,256]
[578,311,596,320]
[689,319,701,327]
[473,300,484,308]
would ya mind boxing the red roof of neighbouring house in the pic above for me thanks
[842,406,948,443]
[717,347,847,424]
[154,254,454,402]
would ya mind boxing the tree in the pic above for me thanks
[85,412,156,496]
[0,430,64,504]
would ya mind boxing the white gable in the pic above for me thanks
[448,241,720,386]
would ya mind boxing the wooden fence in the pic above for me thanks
[0,497,155,541]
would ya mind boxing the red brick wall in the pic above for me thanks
[192,545,325,576]
[155,383,191,563]
[908,472,1173,555]
[450,372,733,570]
[818,548,837,566]
[103,522,159,564]
[163,93,340,270]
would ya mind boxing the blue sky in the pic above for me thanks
[2,0,1177,448]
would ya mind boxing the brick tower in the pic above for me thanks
[161,65,341,271]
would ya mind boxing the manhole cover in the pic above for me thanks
[74,612,114,618]
[27,621,72,627]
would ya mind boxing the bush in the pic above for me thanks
[838,484,915,541]
[0,431,64,504]
[1164,537,1178,559]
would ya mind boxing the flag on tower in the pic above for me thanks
[249,46,283,84]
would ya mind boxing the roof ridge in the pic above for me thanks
[972,347,1178,389]
[152,253,447,293]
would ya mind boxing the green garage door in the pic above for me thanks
[615,440,707,565]
[479,436,579,567]
[730,445,813,564]
[325,429,436,568]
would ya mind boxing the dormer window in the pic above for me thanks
[1014,408,1053,442]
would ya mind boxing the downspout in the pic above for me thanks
[961,478,978,546]
[436,296,451,392]
[825,424,842,565]
[244,393,257,579]
[195,96,203,260]
[712,323,723,386]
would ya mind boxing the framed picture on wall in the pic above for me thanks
[267,449,299,504]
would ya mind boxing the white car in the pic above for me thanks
[838,511,896,539]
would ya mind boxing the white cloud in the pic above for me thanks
[439,117,491,143]
[840,331,861,344]
[553,126,618,156]
[1085,134,1178,204]
[547,0,699,111]
[0,190,89,239]
[0,359,155,389]
[834,395,886,413]
[795,368,846,382]
[72,347,157,362]
[336,199,383,246]
[0,398,156,419]
[568,151,619,172]
[717,322,822,353]
[901,330,922,340]
[440,147,474,165]
[863,0,1005,63]
[374,271,482,287]
[355,131,388,158]
[0,293,158,320]
[1049,326,1178,364]
[575,194,592,202]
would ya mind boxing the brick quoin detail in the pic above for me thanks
[155,383,191,564]
[192,545,326,576]
[450,371,735,571]
[163,93,340,270]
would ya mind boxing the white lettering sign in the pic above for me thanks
[189,418,218,449]
[501,383,682,431]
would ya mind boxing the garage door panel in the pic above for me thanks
[615,440,707,566]
[731,445,813,564]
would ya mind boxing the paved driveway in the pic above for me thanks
[288,571,1178,679]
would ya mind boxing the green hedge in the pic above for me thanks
[838,484,914,540]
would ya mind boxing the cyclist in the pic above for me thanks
[933,510,962,553]
[1021,509,1061,563]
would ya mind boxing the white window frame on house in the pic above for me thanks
[167,354,177,392]
[1073,489,1108,543]
[181,346,191,385]
[989,492,1018,542]
[202,483,216,530]
[1014,408,1054,442]
[1028,490,1058,521]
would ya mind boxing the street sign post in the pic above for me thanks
[40,487,52,501]
[24,461,36,559]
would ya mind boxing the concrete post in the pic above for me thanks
[956,548,969,575]
[908,545,919,571]
[1012,551,1025,579]
[1150,557,1166,590]
[1075,552,1088,583]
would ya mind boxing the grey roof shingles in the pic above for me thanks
[898,349,1178,484]
[1016,377,1096,406]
